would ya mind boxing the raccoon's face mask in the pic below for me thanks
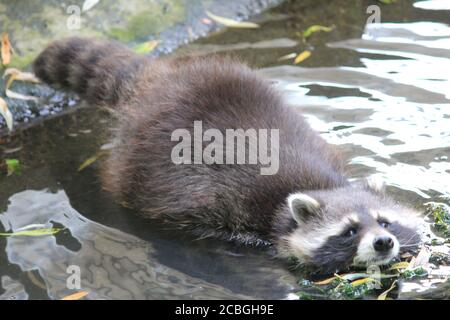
[284,179,422,274]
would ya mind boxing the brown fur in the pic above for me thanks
[34,37,349,244]
[33,38,423,273]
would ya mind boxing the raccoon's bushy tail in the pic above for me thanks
[33,37,146,105]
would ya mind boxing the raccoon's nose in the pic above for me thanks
[373,236,394,252]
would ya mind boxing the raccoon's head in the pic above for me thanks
[277,178,422,274]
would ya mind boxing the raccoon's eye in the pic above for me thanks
[344,227,358,237]
[378,220,390,229]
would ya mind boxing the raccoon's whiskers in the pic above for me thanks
[400,233,421,248]
[400,243,421,248]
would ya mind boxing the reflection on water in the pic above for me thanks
[0,0,449,299]
[0,189,255,299]
[414,0,450,10]
[0,107,298,299]
[262,21,450,201]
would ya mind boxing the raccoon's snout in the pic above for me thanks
[353,230,400,267]
[373,236,394,253]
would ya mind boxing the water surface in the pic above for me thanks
[0,0,449,299]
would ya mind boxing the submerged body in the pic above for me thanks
[34,37,421,273]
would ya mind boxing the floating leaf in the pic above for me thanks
[5,89,38,102]
[78,155,100,171]
[333,273,344,280]
[377,280,397,300]
[0,227,63,237]
[61,291,89,300]
[0,97,13,131]
[316,272,396,286]
[133,40,159,54]
[314,276,336,285]
[351,277,380,287]
[205,11,259,29]
[389,261,410,270]
[82,0,100,12]
[277,52,297,62]
[5,158,20,176]
[303,25,334,39]
[378,0,396,4]
[294,50,311,64]
[343,272,397,280]
[1,33,12,66]
[16,224,47,232]
[78,151,107,171]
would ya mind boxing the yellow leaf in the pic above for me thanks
[0,97,13,131]
[314,276,336,285]
[5,89,38,102]
[351,277,380,287]
[78,151,107,171]
[5,158,20,176]
[3,68,40,90]
[377,280,397,300]
[334,273,345,280]
[205,11,259,29]
[389,261,410,270]
[5,74,15,90]
[294,50,311,64]
[0,228,63,237]
[16,224,46,231]
[1,33,12,66]
[61,291,89,300]
[303,25,334,39]
[277,52,297,62]
[133,40,159,54]
[78,155,100,171]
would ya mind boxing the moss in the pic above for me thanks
[107,2,186,42]
[401,267,428,279]
[429,205,450,238]
[1,0,187,69]
[330,279,373,300]
[295,276,379,300]
[295,291,315,300]
[7,53,36,69]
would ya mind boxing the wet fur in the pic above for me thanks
[34,37,420,271]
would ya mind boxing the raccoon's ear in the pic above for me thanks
[287,193,320,224]
[366,176,386,194]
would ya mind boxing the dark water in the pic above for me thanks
[0,0,449,299]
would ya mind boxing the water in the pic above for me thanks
[0,0,449,299]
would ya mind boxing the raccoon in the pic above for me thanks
[33,37,422,273]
